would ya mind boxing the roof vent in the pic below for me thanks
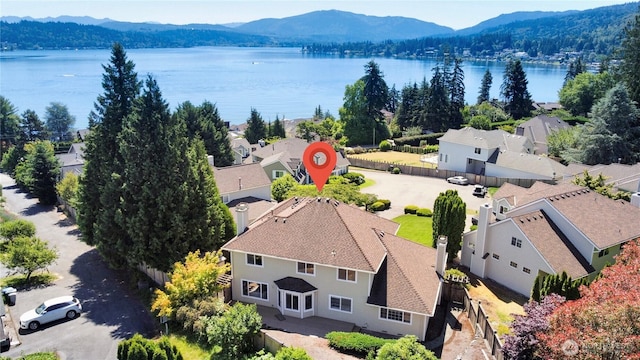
[333,201,339,207]
[316,197,321,202]
[379,231,385,237]
[325,198,330,203]
[283,219,286,223]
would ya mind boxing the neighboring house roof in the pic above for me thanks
[223,197,441,316]
[250,137,350,170]
[510,210,594,279]
[231,137,251,151]
[562,162,640,194]
[493,181,582,208]
[212,163,272,195]
[540,189,640,249]
[515,115,570,154]
[532,102,563,111]
[226,197,276,223]
[439,127,530,152]
[68,142,85,155]
[493,151,567,179]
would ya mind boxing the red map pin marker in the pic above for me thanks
[303,142,337,192]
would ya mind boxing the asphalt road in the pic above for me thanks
[356,168,491,228]
[0,173,157,359]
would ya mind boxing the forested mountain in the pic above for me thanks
[304,2,640,59]
[234,10,454,42]
[1,2,639,54]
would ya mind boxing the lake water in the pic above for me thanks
[0,47,567,129]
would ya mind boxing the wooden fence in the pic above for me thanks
[462,287,504,360]
[347,156,541,188]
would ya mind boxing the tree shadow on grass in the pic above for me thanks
[68,249,159,340]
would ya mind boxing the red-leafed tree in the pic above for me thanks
[537,239,640,359]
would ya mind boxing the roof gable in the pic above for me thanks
[439,127,530,152]
[493,181,582,207]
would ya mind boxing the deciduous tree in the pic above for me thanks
[56,172,79,206]
[1,236,58,283]
[44,102,75,141]
[204,303,262,360]
[538,239,640,359]
[502,294,566,360]
[376,335,437,360]
[271,173,298,202]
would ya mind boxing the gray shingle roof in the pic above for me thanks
[212,163,271,195]
[439,127,530,152]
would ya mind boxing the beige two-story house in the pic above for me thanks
[221,197,446,340]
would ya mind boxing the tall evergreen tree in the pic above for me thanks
[432,189,466,260]
[386,84,400,114]
[477,69,493,105]
[395,83,419,130]
[0,96,21,156]
[272,115,286,138]
[360,60,389,121]
[78,43,141,257]
[119,76,233,271]
[18,110,50,143]
[501,59,532,120]
[425,66,450,132]
[563,57,586,86]
[244,108,267,144]
[448,58,465,129]
[198,101,234,167]
[17,141,60,205]
[621,9,640,105]
[175,101,234,167]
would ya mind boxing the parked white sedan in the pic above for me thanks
[447,176,469,185]
[20,296,82,330]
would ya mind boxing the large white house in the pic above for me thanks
[438,127,565,181]
[462,182,640,297]
[221,197,446,340]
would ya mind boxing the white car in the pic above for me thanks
[20,296,82,330]
[447,176,469,185]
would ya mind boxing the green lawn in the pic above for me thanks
[393,214,433,247]
[359,178,375,189]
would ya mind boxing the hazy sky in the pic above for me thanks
[1,0,634,29]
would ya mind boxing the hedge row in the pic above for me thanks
[326,331,395,357]
[393,133,444,146]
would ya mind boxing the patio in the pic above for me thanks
[257,305,356,337]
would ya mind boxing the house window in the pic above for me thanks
[510,261,518,268]
[439,153,443,162]
[305,294,313,311]
[272,170,285,179]
[492,253,500,260]
[297,262,315,275]
[523,267,531,274]
[500,206,507,214]
[285,293,299,311]
[242,280,268,300]
[474,147,481,154]
[337,268,356,282]
[246,254,263,267]
[445,154,448,162]
[468,158,473,164]
[511,237,522,248]
[221,194,229,203]
[598,249,610,257]
[329,295,352,313]
[380,308,411,324]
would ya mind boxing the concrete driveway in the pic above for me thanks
[357,168,490,228]
[0,173,157,359]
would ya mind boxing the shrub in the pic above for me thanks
[378,199,391,210]
[392,167,401,174]
[404,205,419,214]
[369,201,386,212]
[352,146,366,154]
[0,219,36,240]
[394,133,444,147]
[424,144,439,153]
[275,346,312,360]
[470,225,478,231]
[379,140,392,152]
[342,172,365,185]
[416,208,432,217]
[325,332,394,357]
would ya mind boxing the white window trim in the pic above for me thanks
[241,279,269,301]
[337,268,357,283]
[246,253,264,267]
[284,292,299,311]
[296,261,316,276]
[329,295,352,313]
[379,307,412,325]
